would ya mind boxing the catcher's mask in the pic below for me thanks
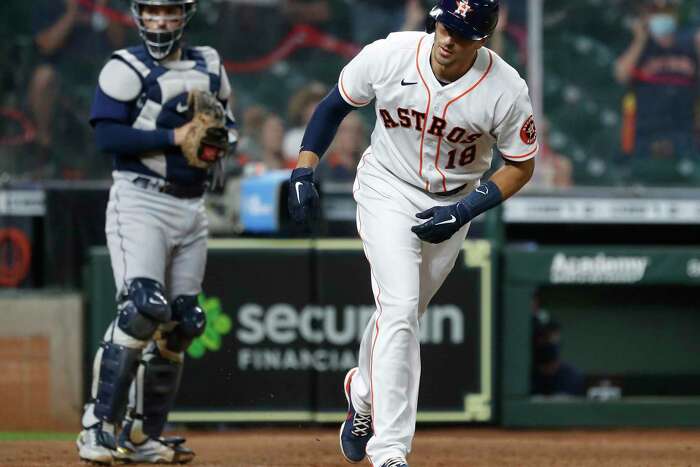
[426,0,499,41]
[131,0,197,60]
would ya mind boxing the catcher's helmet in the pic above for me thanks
[131,0,197,60]
[426,0,499,40]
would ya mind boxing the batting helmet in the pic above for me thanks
[426,0,499,41]
[131,0,197,60]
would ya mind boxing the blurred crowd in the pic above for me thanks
[2,0,700,188]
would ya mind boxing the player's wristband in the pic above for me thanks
[456,181,503,223]
[291,166,314,182]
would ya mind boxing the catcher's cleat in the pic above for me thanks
[115,420,195,464]
[339,367,373,463]
[76,425,117,465]
[380,459,408,467]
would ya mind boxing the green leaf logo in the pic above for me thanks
[187,293,233,359]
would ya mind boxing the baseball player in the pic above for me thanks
[76,0,237,464]
[288,1,536,466]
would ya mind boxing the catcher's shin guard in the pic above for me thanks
[130,346,184,439]
[93,341,142,423]
[125,295,205,439]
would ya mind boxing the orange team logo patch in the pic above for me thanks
[520,115,537,145]
[456,0,472,17]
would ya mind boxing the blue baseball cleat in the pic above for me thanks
[339,367,373,463]
[381,459,408,467]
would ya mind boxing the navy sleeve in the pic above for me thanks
[300,85,354,158]
[225,113,237,131]
[94,121,174,155]
[90,86,133,126]
[457,181,504,220]
[219,98,237,131]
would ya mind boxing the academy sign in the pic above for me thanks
[550,253,650,284]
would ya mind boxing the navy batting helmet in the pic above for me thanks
[131,0,197,60]
[426,0,499,40]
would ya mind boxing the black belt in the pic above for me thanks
[132,177,205,199]
[431,182,469,197]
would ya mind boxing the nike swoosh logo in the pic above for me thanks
[476,186,489,195]
[401,79,418,86]
[435,215,457,225]
[176,102,189,113]
[148,297,162,305]
[295,182,303,204]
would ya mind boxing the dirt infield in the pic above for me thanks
[2,427,699,467]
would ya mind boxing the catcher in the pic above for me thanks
[77,0,237,464]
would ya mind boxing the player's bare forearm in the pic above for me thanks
[488,158,534,200]
[36,8,79,55]
[615,42,645,84]
[614,19,648,84]
[296,151,321,169]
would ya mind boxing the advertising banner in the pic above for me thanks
[239,171,290,233]
[0,189,45,288]
[171,239,494,423]
[505,246,700,286]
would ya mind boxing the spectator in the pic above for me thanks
[488,0,510,58]
[531,307,585,397]
[317,112,367,182]
[283,82,328,163]
[284,0,352,39]
[259,114,288,171]
[352,0,427,45]
[202,1,287,60]
[235,105,269,165]
[28,0,126,178]
[488,1,527,71]
[615,0,700,160]
[526,119,573,189]
[402,0,429,32]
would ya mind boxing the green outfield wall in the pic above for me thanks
[85,242,700,427]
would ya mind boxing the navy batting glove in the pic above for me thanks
[288,167,320,224]
[411,181,504,244]
[411,202,471,244]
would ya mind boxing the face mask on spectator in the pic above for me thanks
[648,14,677,38]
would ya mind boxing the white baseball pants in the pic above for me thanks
[350,154,472,466]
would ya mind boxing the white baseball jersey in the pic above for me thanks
[338,31,538,193]
[341,31,538,467]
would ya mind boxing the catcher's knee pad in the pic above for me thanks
[164,295,206,353]
[93,341,141,423]
[117,278,171,340]
[132,348,184,439]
